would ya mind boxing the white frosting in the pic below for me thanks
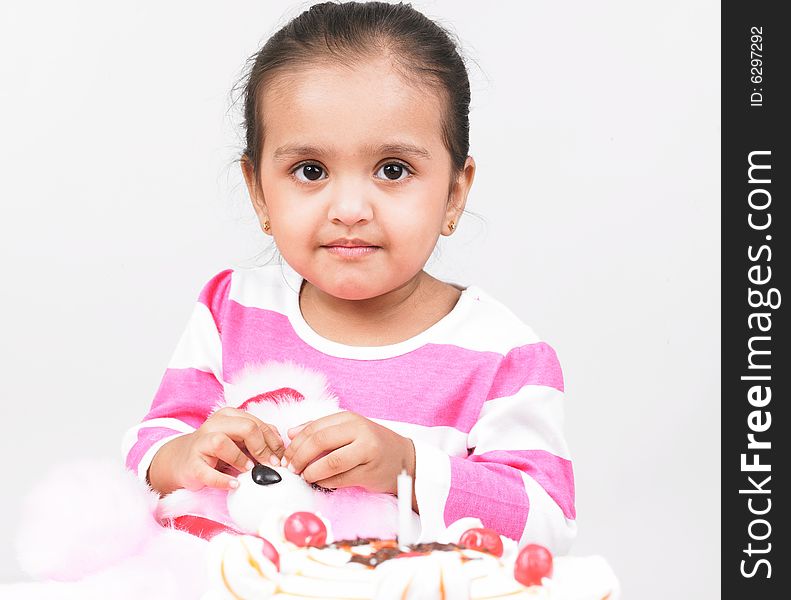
[374,552,469,600]
[204,534,279,599]
[202,524,620,600]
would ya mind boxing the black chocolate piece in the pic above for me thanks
[251,463,282,485]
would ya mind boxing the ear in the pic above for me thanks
[241,156,270,231]
[443,155,476,236]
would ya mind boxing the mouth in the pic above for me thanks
[323,237,379,247]
[322,246,379,257]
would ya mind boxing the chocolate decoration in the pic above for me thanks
[329,539,472,569]
[329,538,379,548]
[251,463,282,485]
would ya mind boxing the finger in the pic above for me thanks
[213,417,276,465]
[236,443,255,463]
[199,432,255,474]
[237,422,283,467]
[301,443,360,484]
[288,423,355,475]
[233,421,280,467]
[287,421,311,439]
[216,460,237,475]
[205,406,248,423]
[208,412,286,466]
[284,412,351,464]
[187,458,240,491]
[257,423,286,463]
[312,464,368,491]
[204,407,266,435]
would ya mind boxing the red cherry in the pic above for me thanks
[255,536,280,571]
[514,544,553,587]
[459,527,504,557]
[283,511,328,547]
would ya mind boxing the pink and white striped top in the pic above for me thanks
[121,262,577,554]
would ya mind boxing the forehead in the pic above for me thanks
[259,57,446,158]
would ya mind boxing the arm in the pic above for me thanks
[120,270,232,485]
[412,342,577,555]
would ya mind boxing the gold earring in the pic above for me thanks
[448,220,456,231]
[263,220,270,232]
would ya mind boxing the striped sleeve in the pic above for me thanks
[120,270,233,483]
[413,342,577,555]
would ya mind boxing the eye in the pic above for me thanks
[375,162,413,183]
[291,163,327,184]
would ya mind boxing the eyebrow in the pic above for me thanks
[272,142,432,162]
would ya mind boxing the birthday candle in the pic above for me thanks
[397,468,413,546]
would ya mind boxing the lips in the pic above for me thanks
[323,237,379,247]
[324,246,378,257]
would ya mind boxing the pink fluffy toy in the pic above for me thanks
[8,360,418,600]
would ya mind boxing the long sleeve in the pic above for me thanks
[121,270,232,483]
[413,341,577,555]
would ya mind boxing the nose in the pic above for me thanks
[252,463,282,485]
[326,178,374,226]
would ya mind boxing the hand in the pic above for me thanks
[147,407,285,495]
[282,411,415,495]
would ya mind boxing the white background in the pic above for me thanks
[0,0,720,597]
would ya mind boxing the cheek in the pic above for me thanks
[266,193,314,237]
[261,178,302,216]
[386,194,445,241]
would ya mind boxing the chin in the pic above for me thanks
[325,284,382,301]
[310,274,386,301]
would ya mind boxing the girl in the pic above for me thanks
[122,1,576,554]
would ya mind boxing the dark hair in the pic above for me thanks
[234,1,471,182]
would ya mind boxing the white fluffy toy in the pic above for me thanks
[7,360,418,600]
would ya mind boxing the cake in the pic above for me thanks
[202,512,620,600]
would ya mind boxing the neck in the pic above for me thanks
[299,271,434,327]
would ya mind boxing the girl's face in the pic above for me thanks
[242,55,475,301]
